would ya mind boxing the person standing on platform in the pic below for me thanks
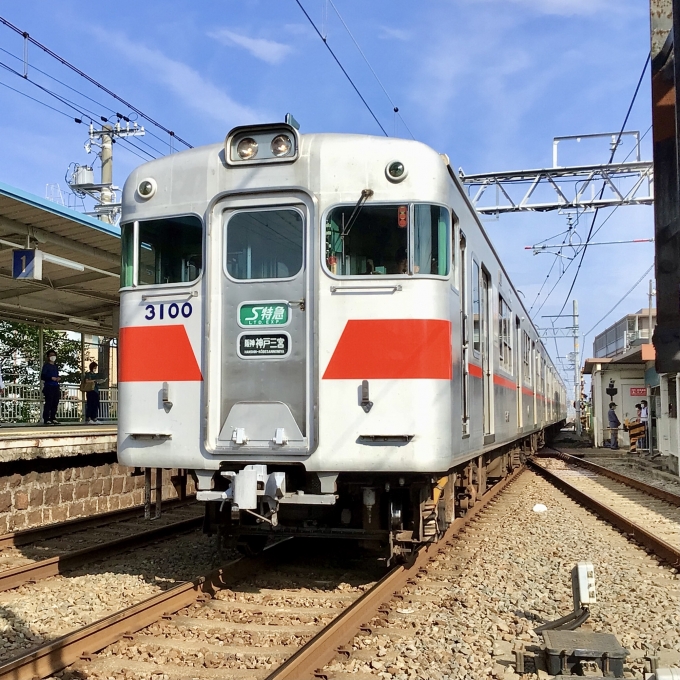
[83,361,107,423]
[640,399,649,450]
[607,402,621,450]
[41,349,61,425]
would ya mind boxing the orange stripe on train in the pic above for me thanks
[323,319,452,380]
[119,325,203,382]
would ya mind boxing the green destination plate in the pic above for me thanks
[239,302,289,326]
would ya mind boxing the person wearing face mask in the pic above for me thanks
[83,361,107,423]
[41,349,61,425]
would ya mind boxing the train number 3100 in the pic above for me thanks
[144,302,193,321]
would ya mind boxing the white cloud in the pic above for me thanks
[209,29,292,65]
[103,32,265,126]
[379,26,411,41]
[474,0,615,16]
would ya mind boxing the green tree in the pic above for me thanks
[0,322,82,385]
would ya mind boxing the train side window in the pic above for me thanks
[138,216,203,286]
[120,222,134,288]
[413,204,449,276]
[226,209,303,280]
[498,295,512,373]
[523,333,532,385]
[472,260,481,353]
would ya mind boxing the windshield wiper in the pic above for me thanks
[341,189,374,238]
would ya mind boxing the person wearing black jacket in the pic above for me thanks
[40,349,61,425]
[607,402,621,450]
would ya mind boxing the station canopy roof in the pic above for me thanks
[0,182,120,336]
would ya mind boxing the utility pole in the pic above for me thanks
[99,125,113,222]
[648,279,655,343]
[68,120,145,224]
[573,300,581,435]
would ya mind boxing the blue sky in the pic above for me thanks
[0,0,654,386]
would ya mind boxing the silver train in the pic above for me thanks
[118,122,567,560]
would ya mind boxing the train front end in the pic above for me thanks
[118,124,459,558]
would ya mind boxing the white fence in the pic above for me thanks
[0,384,118,423]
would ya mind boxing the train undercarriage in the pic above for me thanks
[201,428,560,563]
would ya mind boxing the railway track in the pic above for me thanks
[530,450,680,567]
[0,499,202,591]
[0,467,524,680]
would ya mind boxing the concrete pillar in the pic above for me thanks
[38,326,44,423]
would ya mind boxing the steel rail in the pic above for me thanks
[541,449,680,507]
[0,545,286,680]
[0,495,196,549]
[0,467,524,680]
[265,465,526,680]
[529,458,680,568]
[0,515,202,592]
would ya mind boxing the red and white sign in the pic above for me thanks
[630,387,647,397]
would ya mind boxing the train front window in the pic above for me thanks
[138,216,203,286]
[326,204,448,276]
[226,209,303,280]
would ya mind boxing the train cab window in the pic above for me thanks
[226,209,303,280]
[137,216,203,286]
[325,204,448,276]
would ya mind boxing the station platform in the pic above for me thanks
[0,423,117,463]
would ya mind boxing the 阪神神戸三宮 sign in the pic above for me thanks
[238,333,290,358]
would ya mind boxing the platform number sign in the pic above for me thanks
[239,302,289,327]
[12,249,42,280]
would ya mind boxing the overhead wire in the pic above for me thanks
[0,77,76,121]
[0,15,193,148]
[583,262,654,338]
[555,53,651,316]
[0,46,167,158]
[0,58,158,162]
[293,0,388,136]
[326,0,415,139]
[529,88,652,317]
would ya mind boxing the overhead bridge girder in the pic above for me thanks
[459,161,653,214]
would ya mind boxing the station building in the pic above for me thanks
[584,307,679,474]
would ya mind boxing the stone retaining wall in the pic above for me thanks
[0,454,196,534]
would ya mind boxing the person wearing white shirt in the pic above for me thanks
[640,399,649,450]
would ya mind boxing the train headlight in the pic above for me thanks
[226,123,299,165]
[271,134,292,157]
[237,137,259,160]
[137,178,157,199]
[386,160,407,183]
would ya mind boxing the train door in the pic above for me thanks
[516,316,522,429]
[533,343,538,426]
[213,198,313,452]
[460,232,469,435]
[480,267,492,436]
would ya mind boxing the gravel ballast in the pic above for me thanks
[321,470,680,680]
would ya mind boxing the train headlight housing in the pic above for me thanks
[386,160,407,183]
[226,123,299,165]
[271,134,292,157]
[137,178,157,199]
[237,137,259,160]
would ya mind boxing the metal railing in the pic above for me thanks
[0,384,118,423]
